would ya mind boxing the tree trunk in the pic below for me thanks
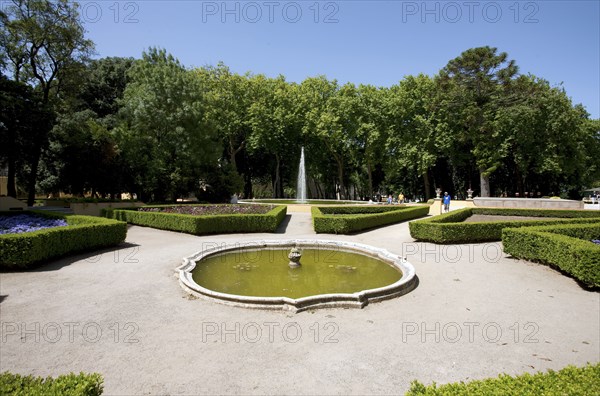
[479,170,491,197]
[273,154,281,198]
[228,137,244,172]
[423,170,431,200]
[336,158,345,200]
[515,167,524,197]
[26,149,42,206]
[315,181,323,199]
[366,161,373,199]
[243,172,253,199]
[7,155,17,198]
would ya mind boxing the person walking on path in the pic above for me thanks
[443,192,451,213]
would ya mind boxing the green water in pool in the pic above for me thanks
[191,248,402,299]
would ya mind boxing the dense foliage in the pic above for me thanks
[409,208,600,243]
[0,211,126,268]
[312,205,429,234]
[0,0,94,205]
[1,3,598,203]
[502,222,600,287]
[407,363,600,396]
[105,205,287,235]
[0,371,103,396]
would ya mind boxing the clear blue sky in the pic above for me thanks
[81,0,600,118]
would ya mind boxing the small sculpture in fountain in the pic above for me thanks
[288,246,302,268]
[467,188,473,200]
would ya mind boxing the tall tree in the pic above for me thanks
[248,75,301,197]
[387,75,444,199]
[496,76,598,197]
[118,48,219,201]
[354,84,388,198]
[42,57,134,196]
[0,75,52,197]
[438,46,518,197]
[196,64,253,174]
[299,77,358,199]
[0,0,94,204]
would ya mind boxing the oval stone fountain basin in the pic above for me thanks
[177,240,417,312]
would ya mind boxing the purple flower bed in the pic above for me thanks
[0,214,68,235]
[591,239,600,245]
[138,204,276,216]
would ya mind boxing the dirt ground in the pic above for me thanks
[1,214,598,395]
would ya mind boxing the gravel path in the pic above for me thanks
[1,214,598,395]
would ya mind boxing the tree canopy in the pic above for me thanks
[1,11,598,204]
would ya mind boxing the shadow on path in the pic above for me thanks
[275,215,292,234]
[0,242,141,273]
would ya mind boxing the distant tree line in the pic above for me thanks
[2,1,599,204]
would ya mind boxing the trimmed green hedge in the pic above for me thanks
[0,211,127,269]
[409,208,600,244]
[104,205,287,235]
[503,222,600,287]
[312,205,429,234]
[0,371,103,395]
[407,362,600,395]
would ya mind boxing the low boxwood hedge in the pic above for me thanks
[407,362,600,395]
[409,208,600,244]
[503,222,600,288]
[0,371,103,396]
[104,205,287,235]
[0,211,127,269]
[312,205,429,234]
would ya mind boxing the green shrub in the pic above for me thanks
[409,208,600,244]
[312,205,429,234]
[503,223,600,287]
[105,205,287,235]
[0,371,103,395]
[0,211,127,269]
[317,206,410,215]
[406,362,600,395]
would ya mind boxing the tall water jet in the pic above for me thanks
[296,147,307,203]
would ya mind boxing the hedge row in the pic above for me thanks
[503,222,600,288]
[312,205,429,234]
[0,211,127,269]
[104,205,287,235]
[0,371,103,396]
[317,205,412,215]
[409,208,600,244]
[407,362,600,395]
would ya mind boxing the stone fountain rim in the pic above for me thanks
[176,239,417,313]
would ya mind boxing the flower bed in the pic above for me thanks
[104,205,287,235]
[0,211,127,269]
[502,222,600,288]
[409,208,600,244]
[0,214,68,235]
[312,205,430,234]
